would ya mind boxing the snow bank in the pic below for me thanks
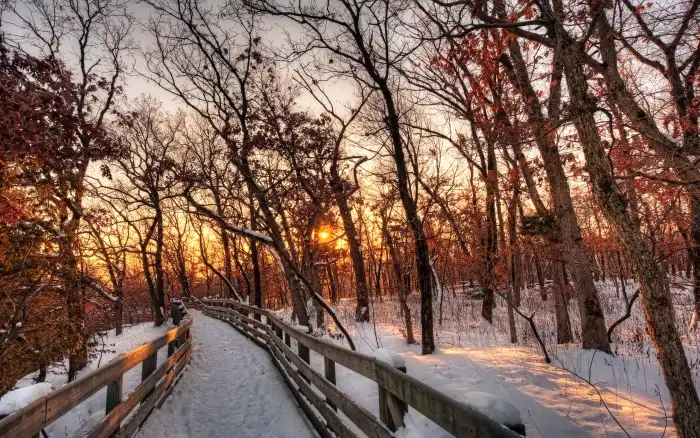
[395,411,427,438]
[0,382,52,416]
[373,348,406,369]
[461,391,521,426]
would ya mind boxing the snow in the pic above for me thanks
[239,228,275,243]
[6,321,172,437]
[396,411,437,438]
[461,391,522,426]
[279,278,700,438]
[0,382,52,416]
[661,131,681,147]
[135,310,315,438]
[373,347,406,369]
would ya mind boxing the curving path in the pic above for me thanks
[135,310,316,438]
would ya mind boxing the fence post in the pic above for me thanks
[142,351,157,400]
[171,301,181,325]
[168,338,176,357]
[298,342,310,363]
[324,358,337,412]
[169,302,181,357]
[254,306,262,322]
[106,376,122,433]
[284,332,291,348]
[298,341,310,384]
[378,363,408,431]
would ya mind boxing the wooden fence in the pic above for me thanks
[198,298,525,438]
[0,307,192,438]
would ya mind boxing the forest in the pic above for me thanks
[0,0,699,436]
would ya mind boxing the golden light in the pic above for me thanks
[319,230,330,240]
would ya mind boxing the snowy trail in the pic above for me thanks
[135,311,316,438]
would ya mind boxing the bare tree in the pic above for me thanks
[425,0,700,433]
[246,0,436,354]
[100,97,183,326]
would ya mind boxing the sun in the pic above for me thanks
[318,230,330,240]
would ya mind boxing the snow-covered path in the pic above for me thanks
[135,311,316,438]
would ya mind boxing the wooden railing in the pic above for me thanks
[201,298,525,438]
[0,308,193,438]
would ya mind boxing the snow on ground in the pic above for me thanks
[135,310,315,438]
[269,278,700,438]
[6,321,172,437]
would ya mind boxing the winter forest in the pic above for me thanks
[1,0,699,436]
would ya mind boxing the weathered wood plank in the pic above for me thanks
[203,299,268,320]
[268,342,356,438]
[206,299,523,438]
[268,315,376,380]
[155,347,191,409]
[0,396,46,438]
[266,347,334,438]
[115,344,190,438]
[87,340,190,438]
[268,332,393,438]
[324,357,337,412]
[374,361,521,437]
[142,352,157,381]
[202,305,268,333]
[105,376,123,435]
[378,364,407,431]
[0,318,192,438]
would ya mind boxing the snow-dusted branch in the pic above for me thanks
[185,194,274,244]
[82,276,119,303]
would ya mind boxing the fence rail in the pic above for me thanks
[199,297,524,438]
[0,306,193,438]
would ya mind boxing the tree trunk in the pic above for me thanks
[507,174,521,340]
[115,299,123,336]
[237,155,310,327]
[505,40,610,353]
[63,172,89,382]
[559,33,700,435]
[140,237,163,326]
[378,83,434,354]
[331,177,370,322]
[215,193,236,299]
[481,143,498,323]
[689,196,700,330]
[552,261,573,343]
[616,251,629,307]
[327,264,339,304]
[374,254,383,301]
[250,197,263,317]
[66,260,87,382]
[383,221,416,345]
[154,207,166,324]
[535,255,547,300]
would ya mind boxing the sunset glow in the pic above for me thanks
[2,0,697,436]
